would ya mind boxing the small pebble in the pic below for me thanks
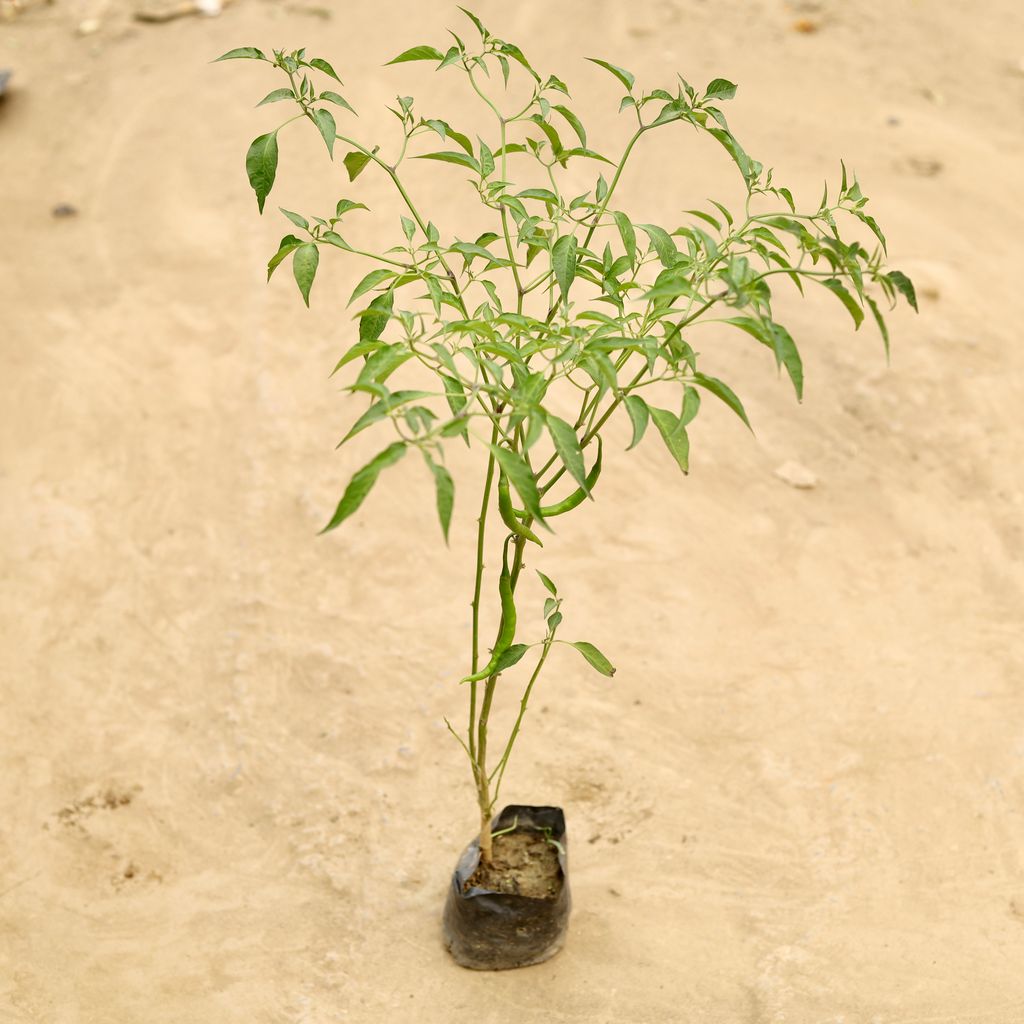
[52,203,78,218]
[774,460,818,490]
[77,17,101,35]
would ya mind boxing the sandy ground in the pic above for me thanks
[2,0,1024,1020]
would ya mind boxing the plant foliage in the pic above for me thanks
[218,12,913,858]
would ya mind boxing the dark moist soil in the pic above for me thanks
[464,830,562,899]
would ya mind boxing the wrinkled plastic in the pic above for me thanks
[442,804,570,971]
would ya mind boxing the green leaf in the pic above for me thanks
[424,455,455,543]
[887,270,918,312]
[553,104,587,146]
[560,147,615,165]
[551,234,578,303]
[341,390,431,443]
[545,413,588,492]
[704,78,737,101]
[725,317,804,400]
[681,385,701,426]
[649,405,689,474]
[322,231,352,251]
[537,570,557,596]
[278,207,309,232]
[311,108,336,157]
[612,211,636,265]
[865,294,890,359]
[354,342,410,387]
[623,394,649,450]
[706,127,754,183]
[309,57,342,82]
[822,278,864,328]
[693,372,752,431]
[292,243,319,307]
[517,187,560,204]
[491,445,546,526]
[320,442,406,534]
[414,150,481,173]
[423,119,473,154]
[245,131,279,214]
[213,46,265,62]
[478,138,495,177]
[637,223,678,267]
[256,87,295,106]
[570,641,616,677]
[343,149,372,181]
[335,199,369,217]
[358,291,394,344]
[346,270,393,305]
[458,6,487,38]
[494,643,530,673]
[320,91,357,116]
[267,234,303,280]
[586,57,635,91]
[386,45,445,64]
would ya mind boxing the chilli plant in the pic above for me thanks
[216,10,915,866]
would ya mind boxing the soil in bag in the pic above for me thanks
[443,804,570,971]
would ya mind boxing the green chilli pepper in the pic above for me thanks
[461,560,517,683]
[498,472,544,547]
[513,436,604,519]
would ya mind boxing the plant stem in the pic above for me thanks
[468,424,499,771]
[490,634,553,805]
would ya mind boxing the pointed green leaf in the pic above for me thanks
[865,295,890,358]
[292,243,319,307]
[612,211,636,265]
[346,270,393,305]
[320,442,406,534]
[570,641,616,677]
[623,394,649,450]
[341,390,431,444]
[343,149,372,181]
[320,91,357,115]
[245,131,279,214]
[358,291,394,343]
[279,207,309,232]
[354,341,410,387]
[309,57,342,82]
[386,45,445,64]
[637,223,678,267]
[335,198,369,217]
[553,104,587,146]
[414,150,481,173]
[693,372,752,431]
[311,108,336,157]
[458,6,487,38]
[267,234,304,280]
[537,570,557,596]
[256,87,295,107]
[822,278,864,328]
[213,46,265,62]
[494,643,530,673]
[545,413,588,492]
[586,57,635,91]
[704,78,737,101]
[551,234,578,302]
[887,270,918,312]
[649,405,689,473]
[424,455,455,543]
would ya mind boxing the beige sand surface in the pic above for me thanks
[2,0,1024,1020]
